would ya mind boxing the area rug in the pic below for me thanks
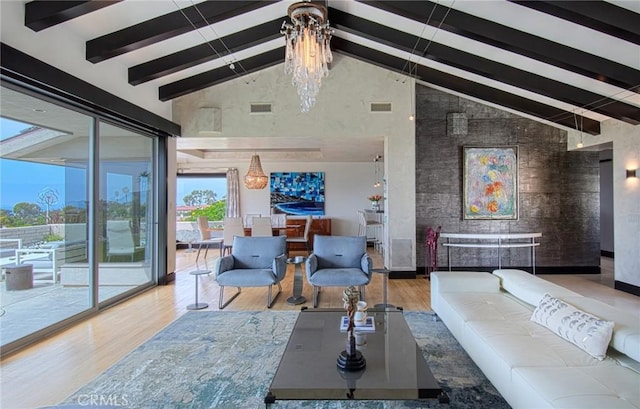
[62,311,510,409]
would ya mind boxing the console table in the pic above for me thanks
[440,232,541,274]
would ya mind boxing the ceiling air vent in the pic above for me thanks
[370,102,392,113]
[250,103,272,114]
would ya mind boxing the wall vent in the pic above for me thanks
[250,103,272,114]
[370,102,392,113]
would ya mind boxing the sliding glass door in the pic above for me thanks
[98,121,155,303]
[0,86,93,347]
[0,83,161,354]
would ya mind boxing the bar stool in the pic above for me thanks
[187,269,210,310]
[371,268,394,309]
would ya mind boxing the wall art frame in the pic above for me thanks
[270,172,325,216]
[462,146,518,220]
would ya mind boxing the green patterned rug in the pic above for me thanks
[62,311,509,409]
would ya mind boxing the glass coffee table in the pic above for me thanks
[265,307,448,404]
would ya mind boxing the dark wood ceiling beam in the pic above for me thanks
[331,8,640,125]
[129,18,284,85]
[86,1,277,63]
[25,1,121,32]
[158,47,284,101]
[358,1,640,93]
[331,37,601,134]
[509,1,640,45]
[1,43,180,136]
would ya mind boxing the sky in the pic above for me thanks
[1,118,227,211]
[176,177,227,206]
[1,118,74,210]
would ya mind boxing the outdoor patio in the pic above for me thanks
[0,278,136,346]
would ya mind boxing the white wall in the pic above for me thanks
[172,56,416,271]
[573,119,640,288]
[608,121,640,288]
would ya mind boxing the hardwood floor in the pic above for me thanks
[0,252,635,409]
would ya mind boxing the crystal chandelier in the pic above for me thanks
[244,154,268,189]
[281,1,333,112]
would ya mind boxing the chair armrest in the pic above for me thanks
[273,254,287,282]
[215,255,235,278]
[305,254,318,280]
[360,254,372,277]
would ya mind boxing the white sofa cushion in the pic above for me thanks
[562,296,640,363]
[532,294,614,360]
[511,365,640,409]
[466,319,617,369]
[429,271,500,316]
[493,269,582,306]
[440,292,533,323]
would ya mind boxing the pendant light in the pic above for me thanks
[244,154,268,189]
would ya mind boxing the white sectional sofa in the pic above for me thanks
[431,269,640,408]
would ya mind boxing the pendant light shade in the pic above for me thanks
[244,154,268,189]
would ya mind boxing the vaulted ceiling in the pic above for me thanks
[5,0,640,160]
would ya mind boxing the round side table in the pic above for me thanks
[371,268,395,309]
[187,269,211,310]
[286,256,307,305]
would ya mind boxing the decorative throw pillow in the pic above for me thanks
[531,293,614,360]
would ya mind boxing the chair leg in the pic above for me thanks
[219,286,241,309]
[313,286,320,308]
[359,285,366,301]
[196,244,203,262]
[267,282,283,308]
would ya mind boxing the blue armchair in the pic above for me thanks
[214,235,287,309]
[305,235,372,307]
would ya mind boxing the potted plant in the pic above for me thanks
[368,194,382,210]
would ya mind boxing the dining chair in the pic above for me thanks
[222,217,245,256]
[285,215,313,254]
[251,217,273,236]
[195,216,223,262]
[243,213,261,228]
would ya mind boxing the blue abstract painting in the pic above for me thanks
[270,172,325,215]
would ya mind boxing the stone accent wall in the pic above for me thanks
[416,85,600,272]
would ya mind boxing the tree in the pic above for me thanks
[0,209,13,227]
[12,202,44,226]
[183,189,217,206]
[191,200,226,222]
[38,187,59,223]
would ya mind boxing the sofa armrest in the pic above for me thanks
[360,254,372,278]
[215,255,235,278]
[273,254,287,282]
[431,271,501,293]
[305,254,318,280]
